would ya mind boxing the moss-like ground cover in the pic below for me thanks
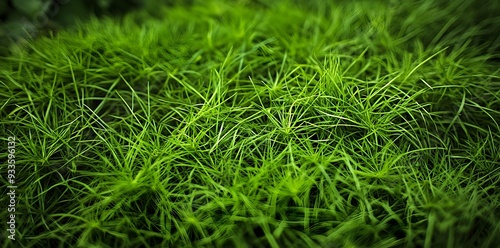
[1,0,499,247]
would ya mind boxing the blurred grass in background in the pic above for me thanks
[1,0,499,53]
[0,0,191,54]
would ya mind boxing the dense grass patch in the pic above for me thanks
[1,0,499,247]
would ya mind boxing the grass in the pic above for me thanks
[1,0,499,247]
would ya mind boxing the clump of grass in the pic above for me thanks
[1,0,499,247]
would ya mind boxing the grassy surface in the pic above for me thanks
[1,0,499,247]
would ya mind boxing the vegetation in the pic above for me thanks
[1,0,499,247]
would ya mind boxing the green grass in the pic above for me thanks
[1,0,499,247]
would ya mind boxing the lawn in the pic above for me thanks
[1,0,499,247]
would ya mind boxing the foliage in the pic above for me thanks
[1,0,499,247]
[0,0,188,53]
